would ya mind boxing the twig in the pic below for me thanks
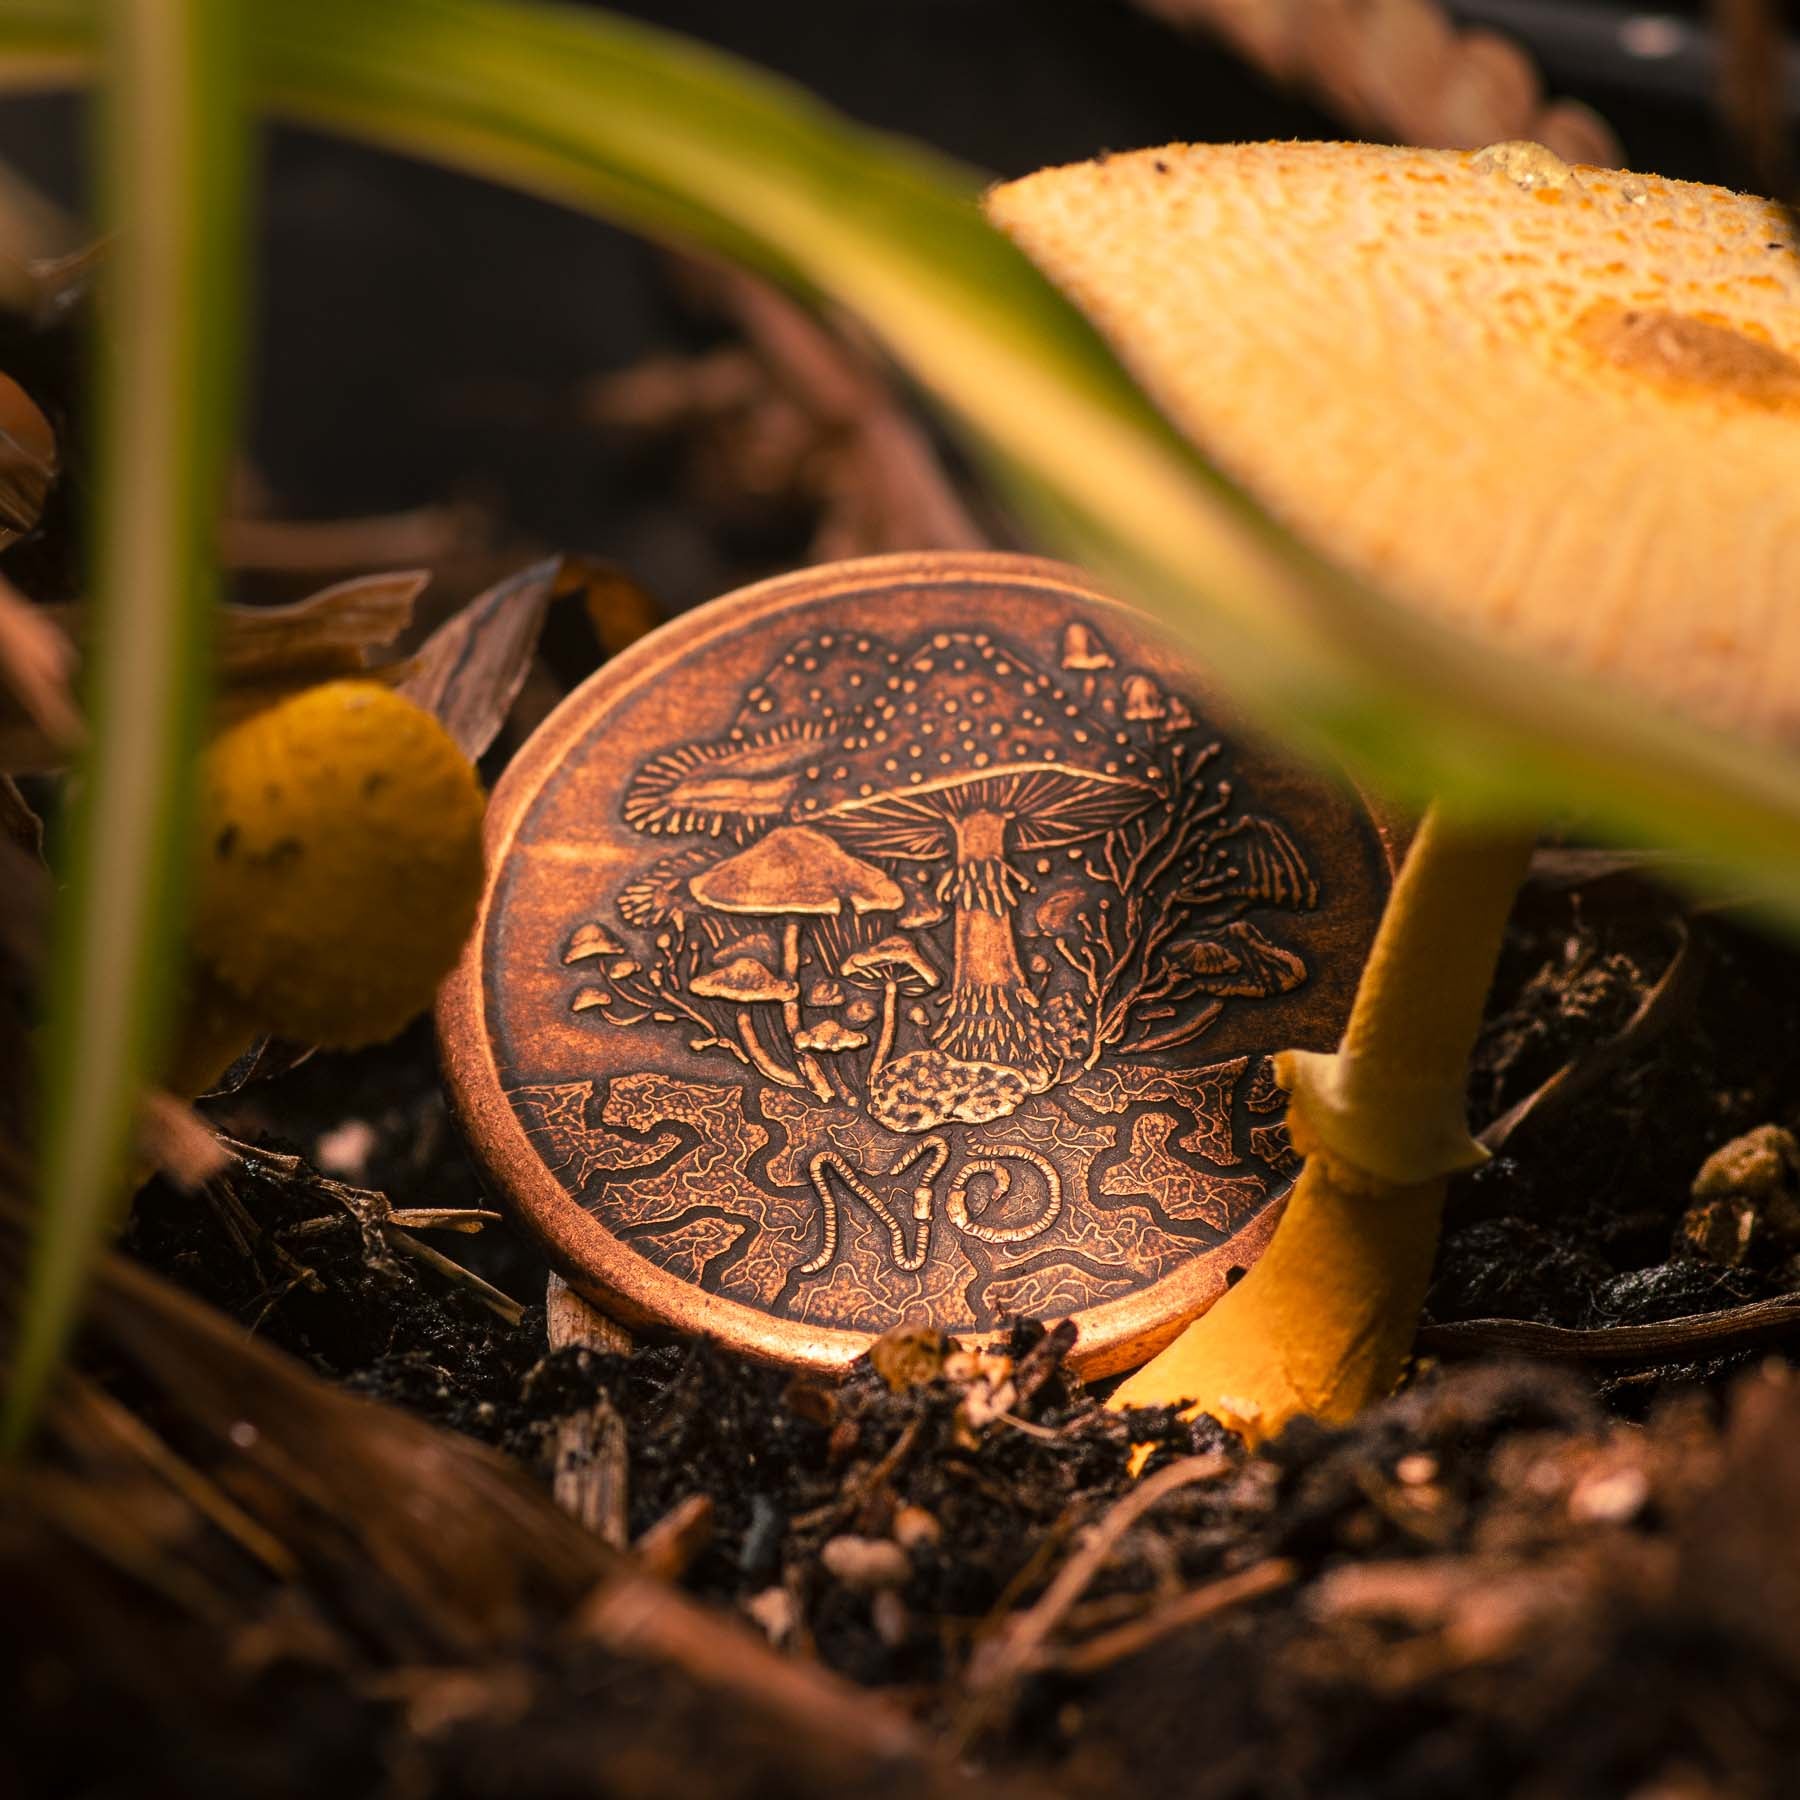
[1135,0,1621,163]
[569,1569,919,1762]
[219,501,490,573]
[1418,1291,1800,1361]
[1478,919,1699,1154]
[790,1415,925,1534]
[388,1228,526,1328]
[963,1452,1232,1717]
[1053,1558,1296,1674]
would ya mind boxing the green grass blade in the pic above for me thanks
[2,0,246,1449]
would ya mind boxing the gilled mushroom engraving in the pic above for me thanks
[526,619,1324,1311]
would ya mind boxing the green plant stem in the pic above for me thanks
[3,0,246,1450]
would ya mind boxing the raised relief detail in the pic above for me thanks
[513,616,1323,1336]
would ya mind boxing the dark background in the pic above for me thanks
[0,0,1764,612]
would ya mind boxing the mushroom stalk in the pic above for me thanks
[872,980,899,1074]
[734,1007,804,1090]
[779,917,833,1102]
[1110,807,1535,1443]
[936,810,1043,1068]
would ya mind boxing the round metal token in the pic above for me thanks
[438,553,1392,1375]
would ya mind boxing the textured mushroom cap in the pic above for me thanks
[1060,621,1115,671]
[841,934,940,991]
[191,680,484,1047]
[793,1018,869,1053]
[988,141,1800,748]
[797,630,1161,856]
[1177,919,1307,999]
[690,954,798,1004]
[564,921,625,963]
[688,823,903,917]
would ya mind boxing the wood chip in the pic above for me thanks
[546,1273,632,1547]
[634,1493,715,1583]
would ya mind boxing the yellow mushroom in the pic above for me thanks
[986,140,1800,1442]
[169,679,485,1094]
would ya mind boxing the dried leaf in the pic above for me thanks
[397,556,562,759]
[0,572,79,769]
[0,369,56,543]
[136,1090,230,1190]
[216,568,427,684]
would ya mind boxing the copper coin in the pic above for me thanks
[438,552,1392,1375]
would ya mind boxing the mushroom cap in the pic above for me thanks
[988,141,1800,748]
[793,1018,870,1053]
[840,933,940,991]
[565,921,625,963]
[1189,815,1318,910]
[1121,674,1165,721]
[688,823,904,917]
[1177,919,1306,999]
[689,954,799,1004]
[623,719,825,837]
[1060,621,1115,671]
[898,894,947,929]
[796,630,1161,858]
[191,680,485,1048]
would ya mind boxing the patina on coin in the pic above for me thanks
[439,553,1392,1375]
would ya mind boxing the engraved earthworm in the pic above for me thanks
[945,1147,1062,1244]
[801,1135,950,1276]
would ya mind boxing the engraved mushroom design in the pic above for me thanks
[686,823,902,1101]
[792,630,1163,1087]
[569,616,1328,1285]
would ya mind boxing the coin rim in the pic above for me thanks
[438,549,1390,1375]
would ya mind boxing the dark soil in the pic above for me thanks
[55,876,1795,1798]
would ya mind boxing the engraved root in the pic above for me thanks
[945,1146,1062,1244]
[800,1135,950,1275]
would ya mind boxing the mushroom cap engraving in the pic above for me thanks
[988,141,1800,749]
[688,824,904,918]
[715,930,780,967]
[564,921,626,963]
[1060,620,1116,671]
[1186,815,1320,909]
[792,631,1161,860]
[793,1018,870,1053]
[689,955,800,1004]
[1122,674,1165,721]
[623,720,826,837]
[1177,919,1307,999]
[841,935,940,993]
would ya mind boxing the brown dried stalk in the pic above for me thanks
[1135,0,1622,164]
